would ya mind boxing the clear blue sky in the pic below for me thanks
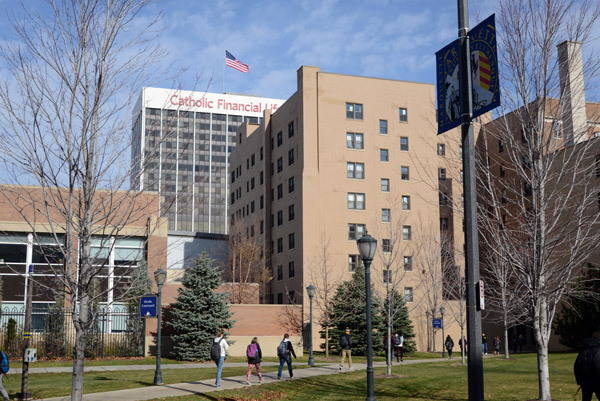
[0,0,598,101]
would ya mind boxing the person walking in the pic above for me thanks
[512,335,518,354]
[445,335,454,360]
[339,328,353,370]
[246,337,263,385]
[395,331,404,362]
[383,333,396,362]
[277,333,296,379]
[482,333,488,355]
[518,334,525,353]
[574,330,600,401]
[213,330,229,388]
[493,336,500,357]
[459,335,467,355]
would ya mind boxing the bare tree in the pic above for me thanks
[442,247,468,364]
[476,1,600,398]
[0,1,174,399]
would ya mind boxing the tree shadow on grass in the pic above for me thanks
[92,376,116,381]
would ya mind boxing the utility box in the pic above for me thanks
[24,348,37,362]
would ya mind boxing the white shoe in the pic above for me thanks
[339,365,343,370]
[259,379,264,384]
[246,380,250,385]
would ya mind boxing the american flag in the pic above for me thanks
[225,50,249,73]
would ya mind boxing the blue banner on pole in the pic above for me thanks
[436,14,500,135]
[140,295,157,318]
[432,318,442,329]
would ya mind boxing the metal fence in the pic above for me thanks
[0,308,145,359]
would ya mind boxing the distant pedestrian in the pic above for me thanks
[276,333,296,379]
[518,334,525,353]
[459,335,467,355]
[482,333,488,355]
[493,336,500,357]
[246,337,263,385]
[395,331,404,362]
[383,333,396,362]
[339,328,353,370]
[512,335,518,354]
[445,335,454,359]
[574,330,600,401]
[212,330,229,388]
[0,350,8,401]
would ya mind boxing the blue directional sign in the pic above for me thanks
[432,318,442,329]
[140,295,157,318]
[436,14,500,134]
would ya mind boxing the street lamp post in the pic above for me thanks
[306,284,316,367]
[441,307,446,358]
[153,267,167,385]
[426,311,431,352]
[357,231,377,401]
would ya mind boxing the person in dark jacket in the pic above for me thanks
[339,328,353,370]
[459,335,467,355]
[246,337,263,385]
[482,333,488,355]
[445,335,455,359]
[574,330,600,401]
[277,333,297,379]
[383,333,397,362]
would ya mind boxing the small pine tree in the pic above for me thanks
[322,265,385,356]
[384,291,416,353]
[167,254,234,361]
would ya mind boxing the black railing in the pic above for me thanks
[0,308,145,359]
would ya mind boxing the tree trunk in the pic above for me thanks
[72,296,89,401]
[460,328,465,365]
[536,342,551,400]
[503,325,510,359]
[386,323,392,376]
[325,326,329,358]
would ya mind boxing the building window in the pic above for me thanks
[288,121,294,138]
[404,256,412,271]
[500,165,505,178]
[380,148,389,162]
[231,171,235,184]
[381,178,390,192]
[346,132,364,149]
[277,293,283,304]
[347,162,365,179]
[277,184,283,199]
[523,182,532,197]
[277,131,283,147]
[289,204,295,221]
[439,192,448,206]
[402,195,411,210]
[288,290,296,304]
[348,193,365,210]
[260,171,264,185]
[289,176,295,193]
[289,261,295,278]
[460,170,464,183]
[383,269,391,284]
[404,287,414,302]
[382,208,391,222]
[251,177,255,190]
[438,168,447,181]
[399,108,408,122]
[277,238,283,253]
[400,137,409,151]
[440,217,449,230]
[251,201,255,213]
[596,155,600,177]
[348,223,366,240]
[380,119,388,134]
[251,154,255,166]
[499,139,504,153]
[501,189,506,203]
[288,149,294,166]
[260,219,264,234]
[289,233,295,250]
[402,225,412,240]
[382,239,391,252]
[598,193,600,212]
[346,103,363,119]
[277,265,283,281]
[260,146,264,161]
[271,162,274,176]
[401,166,410,181]
[277,157,283,173]
[277,210,283,226]
[437,143,446,156]
[348,254,360,272]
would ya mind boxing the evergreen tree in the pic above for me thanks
[321,265,385,356]
[167,254,234,361]
[384,291,416,353]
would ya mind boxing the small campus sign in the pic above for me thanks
[140,295,158,318]
[432,318,442,329]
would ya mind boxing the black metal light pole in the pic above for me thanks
[306,284,316,366]
[357,231,377,401]
[426,311,431,352]
[153,267,167,385]
[441,306,446,358]
[17,263,33,401]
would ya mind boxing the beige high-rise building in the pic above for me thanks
[229,66,465,351]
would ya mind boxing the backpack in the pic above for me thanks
[0,351,9,374]
[210,338,223,362]
[277,340,288,357]
[247,343,258,358]
[340,334,348,349]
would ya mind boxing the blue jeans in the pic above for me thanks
[278,355,293,378]
[215,356,225,386]
[482,343,488,354]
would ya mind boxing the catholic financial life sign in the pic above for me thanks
[436,14,500,134]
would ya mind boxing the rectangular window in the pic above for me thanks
[277,293,283,304]
[260,146,264,160]
[402,195,411,210]
[460,170,464,183]
[401,166,410,181]
[277,131,283,147]
[231,171,235,184]
[277,238,283,253]
[288,290,296,304]
[289,261,295,278]
[499,139,504,153]
[288,149,294,165]
[437,144,445,156]
[380,148,389,162]
[400,137,409,151]
[382,239,391,252]
[382,208,391,222]
[348,254,360,272]
[277,184,283,199]
[288,121,294,138]
[403,225,412,240]
[348,193,365,210]
[277,210,283,226]
[260,171,264,185]
[251,177,255,190]
[288,176,295,193]
[404,287,414,302]
[595,155,600,177]
[399,107,408,122]
[381,178,390,192]
[251,154,255,166]
[260,220,264,234]
[383,269,391,284]
[277,265,283,281]
[346,132,364,149]
[348,223,366,240]
[523,182,532,197]
[289,233,295,250]
[277,157,283,173]
[346,103,363,119]
[500,165,505,178]
[438,168,447,181]
[347,162,365,179]
[404,256,412,271]
[251,201,255,213]
[380,119,388,134]
[289,204,295,221]
[440,217,449,230]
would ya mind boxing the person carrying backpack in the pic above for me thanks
[574,330,600,401]
[0,350,10,401]
[445,335,454,360]
[246,337,263,385]
[339,328,353,370]
[212,330,229,388]
[276,333,296,379]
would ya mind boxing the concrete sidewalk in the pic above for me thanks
[36,358,445,401]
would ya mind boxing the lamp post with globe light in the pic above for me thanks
[153,267,167,385]
[306,284,316,366]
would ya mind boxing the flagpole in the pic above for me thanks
[223,50,225,94]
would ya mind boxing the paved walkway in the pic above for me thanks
[34,358,447,401]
